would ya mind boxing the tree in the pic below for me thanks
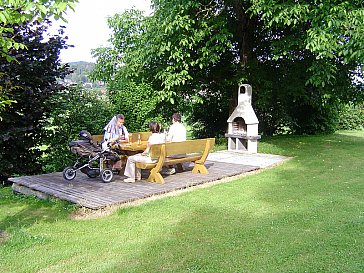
[0,19,72,183]
[249,0,364,134]
[107,80,164,132]
[0,0,78,119]
[0,0,78,59]
[91,1,236,130]
[92,0,364,136]
[250,0,364,67]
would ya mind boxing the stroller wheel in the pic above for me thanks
[100,169,113,183]
[63,167,76,181]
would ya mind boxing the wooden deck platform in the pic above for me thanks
[10,161,259,209]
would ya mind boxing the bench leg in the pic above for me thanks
[192,163,208,174]
[147,169,165,184]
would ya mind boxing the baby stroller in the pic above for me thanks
[62,130,120,183]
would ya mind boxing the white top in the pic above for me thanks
[167,122,187,142]
[148,133,165,145]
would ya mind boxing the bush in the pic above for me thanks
[337,103,364,130]
[0,20,71,183]
[41,86,114,173]
[108,80,164,131]
[288,102,339,135]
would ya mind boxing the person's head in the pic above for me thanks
[172,113,181,123]
[115,114,125,127]
[149,121,160,133]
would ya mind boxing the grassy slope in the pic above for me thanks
[0,131,363,272]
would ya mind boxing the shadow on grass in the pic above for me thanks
[0,187,75,235]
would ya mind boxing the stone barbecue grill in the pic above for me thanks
[225,84,261,153]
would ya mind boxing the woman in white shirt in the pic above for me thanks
[124,122,165,183]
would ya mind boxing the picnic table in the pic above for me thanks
[91,134,215,183]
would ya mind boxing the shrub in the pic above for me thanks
[108,80,164,131]
[0,20,71,183]
[337,103,364,130]
[41,86,114,173]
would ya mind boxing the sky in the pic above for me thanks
[51,0,151,63]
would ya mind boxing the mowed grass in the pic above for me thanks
[0,131,363,272]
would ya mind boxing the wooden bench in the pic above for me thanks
[136,138,215,184]
[92,135,104,144]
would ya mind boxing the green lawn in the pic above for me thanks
[1,131,363,272]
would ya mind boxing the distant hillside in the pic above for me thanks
[63,61,103,88]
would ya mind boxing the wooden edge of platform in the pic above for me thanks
[71,160,291,220]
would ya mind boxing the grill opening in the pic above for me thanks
[231,117,247,135]
[225,84,260,153]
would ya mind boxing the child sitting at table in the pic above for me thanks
[123,122,165,183]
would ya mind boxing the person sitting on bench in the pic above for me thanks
[163,112,187,175]
[103,114,129,172]
[123,122,165,183]
[103,114,129,144]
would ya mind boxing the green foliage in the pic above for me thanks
[289,102,339,135]
[0,0,78,58]
[252,58,357,135]
[249,0,364,86]
[0,0,78,114]
[91,1,239,136]
[0,73,16,121]
[0,20,71,183]
[337,103,364,131]
[187,86,231,138]
[92,1,234,103]
[108,80,164,132]
[92,0,364,137]
[41,86,114,173]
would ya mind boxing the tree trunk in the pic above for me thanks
[228,0,256,114]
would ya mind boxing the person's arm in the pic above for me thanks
[118,126,129,143]
[142,133,158,155]
[166,125,174,142]
[110,136,121,143]
[141,142,152,155]
[104,132,123,143]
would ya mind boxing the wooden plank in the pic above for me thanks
[14,176,115,207]
[14,174,162,207]
[9,161,260,209]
